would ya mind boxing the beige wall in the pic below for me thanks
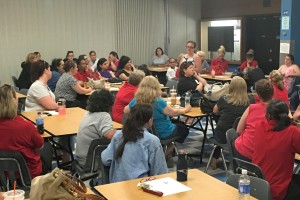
[0,0,201,85]
[201,0,281,19]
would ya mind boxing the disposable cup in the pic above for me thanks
[3,190,25,200]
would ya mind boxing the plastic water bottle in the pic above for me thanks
[238,169,250,200]
[36,112,44,134]
[176,151,188,182]
[184,91,191,106]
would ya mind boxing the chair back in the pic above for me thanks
[0,150,31,191]
[226,128,238,172]
[233,158,265,179]
[11,76,19,89]
[165,80,178,91]
[233,117,241,130]
[226,174,271,200]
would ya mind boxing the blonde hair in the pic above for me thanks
[217,45,226,56]
[135,76,161,104]
[25,53,37,63]
[197,51,206,58]
[0,84,17,119]
[226,76,249,106]
[269,70,284,90]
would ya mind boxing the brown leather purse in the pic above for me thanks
[30,168,106,200]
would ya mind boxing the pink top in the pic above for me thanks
[234,103,267,160]
[252,120,300,200]
[282,67,294,94]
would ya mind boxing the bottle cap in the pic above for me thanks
[242,169,247,175]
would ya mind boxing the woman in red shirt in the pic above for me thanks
[112,70,145,123]
[252,99,300,200]
[239,49,259,72]
[210,45,229,75]
[0,84,44,178]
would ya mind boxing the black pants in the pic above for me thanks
[284,174,300,200]
[162,122,189,144]
[37,142,53,174]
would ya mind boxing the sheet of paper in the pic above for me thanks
[144,177,191,196]
[43,110,58,116]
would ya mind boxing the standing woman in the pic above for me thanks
[152,47,169,66]
[25,60,59,111]
[209,76,251,169]
[278,54,300,95]
[54,60,92,108]
[102,103,167,183]
[179,41,202,72]
[211,45,229,75]
[96,58,116,78]
[177,61,207,96]
[117,56,135,81]
[48,58,65,92]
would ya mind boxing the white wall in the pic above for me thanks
[0,0,201,85]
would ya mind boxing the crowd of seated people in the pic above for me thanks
[3,42,300,200]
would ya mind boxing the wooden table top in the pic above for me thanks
[200,74,232,82]
[184,107,206,118]
[16,92,26,99]
[21,107,122,136]
[148,65,169,72]
[95,169,256,200]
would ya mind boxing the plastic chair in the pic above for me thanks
[0,150,31,192]
[72,138,110,186]
[226,174,272,200]
[226,128,239,171]
[233,158,266,179]
[11,76,19,90]
[165,79,178,91]
[233,117,241,130]
[204,137,228,173]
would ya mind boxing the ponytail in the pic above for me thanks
[266,99,291,131]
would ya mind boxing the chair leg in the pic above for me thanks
[204,145,217,173]
[220,148,228,175]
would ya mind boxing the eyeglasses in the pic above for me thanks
[186,46,195,49]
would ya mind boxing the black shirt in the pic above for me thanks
[177,76,198,96]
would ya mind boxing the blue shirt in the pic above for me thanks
[101,129,168,183]
[129,97,175,139]
[48,71,61,92]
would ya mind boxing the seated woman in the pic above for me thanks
[25,60,59,111]
[209,76,251,169]
[152,47,169,66]
[75,55,100,82]
[124,76,191,166]
[0,84,44,178]
[54,60,92,108]
[255,70,289,105]
[112,70,145,123]
[196,51,210,74]
[108,51,119,73]
[76,89,116,167]
[177,61,207,96]
[102,103,168,183]
[210,45,229,75]
[252,99,300,200]
[96,58,116,78]
[117,56,135,81]
[63,50,75,62]
[278,54,300,96]
[17,53,38,89]
[239,49,259,74]
[234,79,274,161]
[48,58,65,92]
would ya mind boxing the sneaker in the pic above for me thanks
[210,157,217,170]
[166,157,175,168]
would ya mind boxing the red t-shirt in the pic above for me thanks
[75,70,100,81]
[0,116,44,178]
[252,120,300,200]
[112,83,137,123]
[239,60,259,71]
[210,58,229,75]
[234,103,267,160]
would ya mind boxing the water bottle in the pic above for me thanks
[238,169,250,200]
[176,151,188,182]
[36,112,44,134]
[184,91,191,106]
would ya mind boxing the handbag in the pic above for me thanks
[29,168,106,200]
[204,82,230,101]
[199,94,215,114]
[179,90,203,107]
[107,77,122,83]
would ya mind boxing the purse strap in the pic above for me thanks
[53,169,106,200]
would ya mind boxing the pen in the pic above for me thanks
[142,187,163,197]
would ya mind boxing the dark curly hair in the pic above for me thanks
[86,89,113,113]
